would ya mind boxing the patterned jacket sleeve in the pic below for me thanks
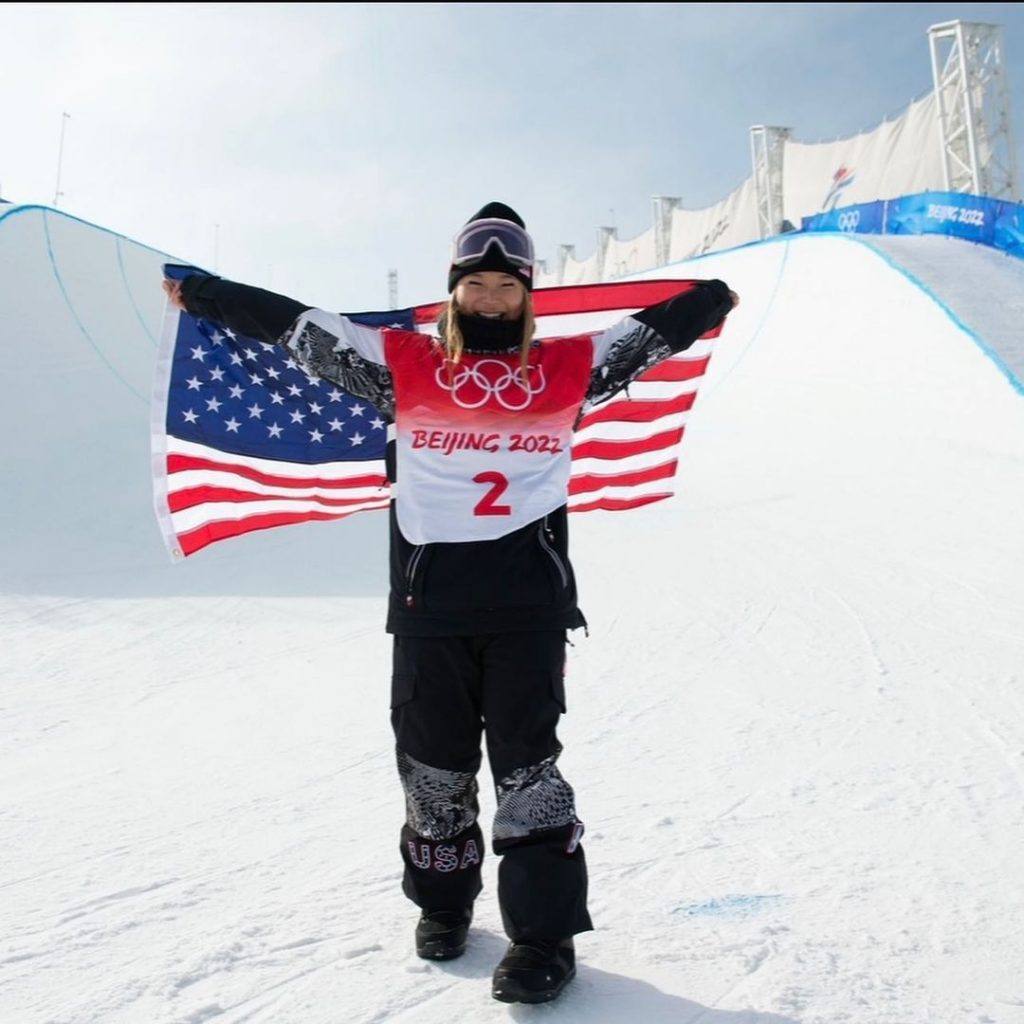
[583,279,734,409]
[179,276,397,419]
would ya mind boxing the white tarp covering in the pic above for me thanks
[540,91,949,283]
[668,176,760,263]
[599,228,659,281]
[554,249,602,287]
[537,179,758,286]
[782,92,944,226]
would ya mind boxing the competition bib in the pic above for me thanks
[385,332,593,544]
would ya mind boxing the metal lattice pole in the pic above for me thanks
[652,196,681,267]
[929,20,1018,199]
[749,125,791,239]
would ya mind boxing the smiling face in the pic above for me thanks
[454,271,526,320]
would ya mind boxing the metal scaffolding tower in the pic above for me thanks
[750,125,791,239]
[556,244,576,284]
[595,225,617,281]
[929,20,1018,199]
[652,196,681,266]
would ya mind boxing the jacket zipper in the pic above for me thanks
[538,517,568,588]
[404,545,425,607]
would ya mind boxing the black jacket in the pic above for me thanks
[179,274,733,636]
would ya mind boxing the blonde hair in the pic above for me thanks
[443,286,536,382]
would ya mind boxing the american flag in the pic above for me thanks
[152,277,720,559]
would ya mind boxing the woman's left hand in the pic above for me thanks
[162,278,186,311]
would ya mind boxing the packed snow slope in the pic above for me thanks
[3,205,1024,1024]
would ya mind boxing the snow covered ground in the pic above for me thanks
[3,207,1024,1023]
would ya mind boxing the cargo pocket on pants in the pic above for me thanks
[391,672,416,710]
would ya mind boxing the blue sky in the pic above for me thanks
[3,2,1022,310]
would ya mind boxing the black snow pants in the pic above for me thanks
[390,630,593,942]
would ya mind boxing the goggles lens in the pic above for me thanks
[451,218,534,268]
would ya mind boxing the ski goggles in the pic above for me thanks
[450,218,535,268]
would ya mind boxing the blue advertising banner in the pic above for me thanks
[885,192,995,245]
[801,190,1024,262]
[801,201,885,235]
[993,200,1024,259]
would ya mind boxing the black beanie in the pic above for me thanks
[447,201,534,293]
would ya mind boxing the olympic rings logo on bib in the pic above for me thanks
[436,358,546,411]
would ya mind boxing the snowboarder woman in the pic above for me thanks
[162,201,737,1004]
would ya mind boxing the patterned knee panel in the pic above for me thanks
[397,748,480,841]
[493,750,579,842]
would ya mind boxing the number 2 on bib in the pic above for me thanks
[473,471,511,516]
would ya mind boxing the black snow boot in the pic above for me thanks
[491,937,576,1003]
[415,908,472,961]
